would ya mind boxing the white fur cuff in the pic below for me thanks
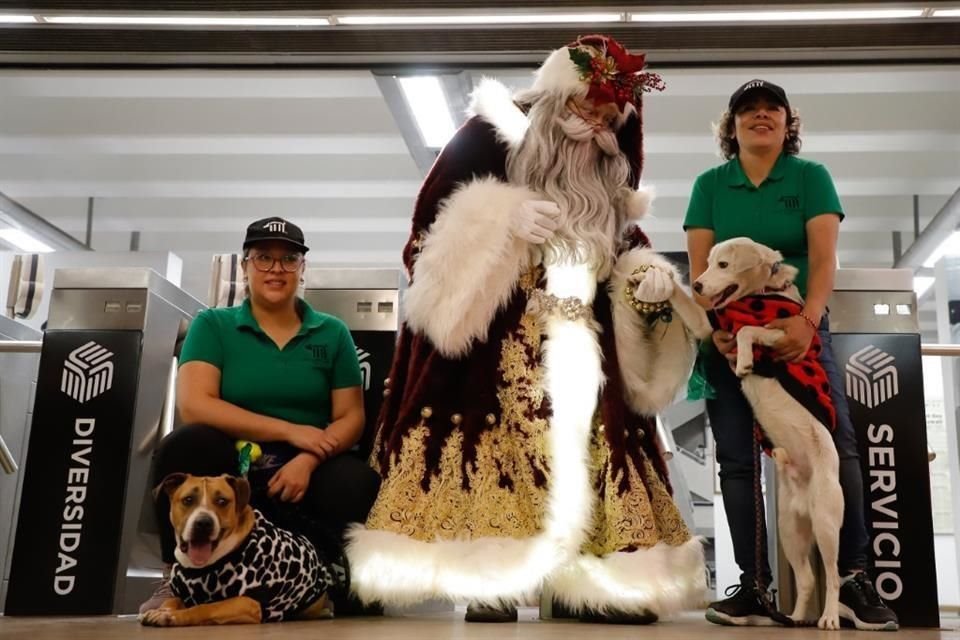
[404,178,537,358]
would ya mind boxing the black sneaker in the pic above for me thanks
[839,572,899,631]
[705,584,779,627]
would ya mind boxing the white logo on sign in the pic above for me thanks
[356,347,371,391]
[61,341,114,403]
[846,345,899,408]
[264,221,286,233]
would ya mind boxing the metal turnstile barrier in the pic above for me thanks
[0,317,42,610]
[3,268,204,616]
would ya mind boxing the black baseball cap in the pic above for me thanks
[243,216,309,254]
[728,79,790,112]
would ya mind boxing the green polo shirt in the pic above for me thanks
[683,153,844,297]
[179,298,362,464]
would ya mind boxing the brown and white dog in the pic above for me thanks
[140,473,335,626]
[684,237,844,630]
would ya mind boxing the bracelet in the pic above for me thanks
[798,311,819,330]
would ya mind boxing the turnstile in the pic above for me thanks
[3,251,183,333]
[0,316,42,610]
[4,268,204,616]
[772,268,938,627]
[829,268,938,627]
[303,268,403,458]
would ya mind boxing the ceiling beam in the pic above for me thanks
[0,0,948,9]
[0,190,88,250]
[0,21,956,66]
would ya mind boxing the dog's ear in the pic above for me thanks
[225,475,251,513]
[154,472,189,501]
[767,254,799,291]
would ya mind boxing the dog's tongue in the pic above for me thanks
[187,541,213,565]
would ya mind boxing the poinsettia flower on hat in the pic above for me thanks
[563,34,665,112]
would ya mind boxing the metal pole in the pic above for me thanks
[0,340,42,353]
[921,344,960,356]
[896,187,960,269]
[913,194,921,240]
[0,434,16,474]
[85,197,94,248]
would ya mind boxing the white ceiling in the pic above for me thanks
[0,64,957,322]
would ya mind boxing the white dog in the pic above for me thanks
[684,237,844,630]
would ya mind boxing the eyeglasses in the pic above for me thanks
[566,98,616,130]
[244,253,304,273]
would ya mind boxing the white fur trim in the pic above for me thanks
[610,248,699,415]
[549,537,708,615]
[346,263,603,607]
[403,178,536,358]
[532,46,588,101]
[468,78,529,148]
[626,185,655,221]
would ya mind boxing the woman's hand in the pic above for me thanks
[766,315,816,362]
[712,330,738,364]
[286,425,340,461]
[267,453,319,503]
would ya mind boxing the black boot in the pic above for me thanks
[579,607,659,625]
[465,602,518,623]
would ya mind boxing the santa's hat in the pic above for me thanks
[532,35,664,116]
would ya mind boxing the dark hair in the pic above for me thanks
[713,106,802,160]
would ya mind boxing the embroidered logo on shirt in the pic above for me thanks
[779,195,800,209]
[306,343,328,361]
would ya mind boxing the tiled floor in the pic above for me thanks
[2,609,959,640]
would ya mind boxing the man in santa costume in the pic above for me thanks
[346,35,707,624]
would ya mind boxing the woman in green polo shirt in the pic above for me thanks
[140,216,380,614]
[684,81,897,631]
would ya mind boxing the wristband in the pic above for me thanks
[798,311,819,331]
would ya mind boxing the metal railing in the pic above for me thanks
[0,436,15,474]
[921,344,960,357]
[0,340,41,353]
[0,340,40,473]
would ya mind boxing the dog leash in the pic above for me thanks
[752,424,797,627]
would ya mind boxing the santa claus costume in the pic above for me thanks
[346,35,706,621]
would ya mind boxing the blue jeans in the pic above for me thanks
[706,315,869,587]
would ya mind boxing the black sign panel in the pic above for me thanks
[831,332,939,628]
[351,330,397,458]
[5,330,142,615]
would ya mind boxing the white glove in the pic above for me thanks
[509,200,560,245]
[631,265,675,303]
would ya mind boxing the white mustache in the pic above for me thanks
[556,114,621,156]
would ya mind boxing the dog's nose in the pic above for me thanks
[191,516,215,539]
[692,281,703,295]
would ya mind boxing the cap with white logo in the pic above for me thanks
[728,79,790,112]
[243,216,309,254]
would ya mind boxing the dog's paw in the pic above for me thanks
[630,265,674,303]
[140,609,176,627]
[734,360,753,378]
[818,614,840,630]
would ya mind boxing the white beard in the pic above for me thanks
[506,102,633,280]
